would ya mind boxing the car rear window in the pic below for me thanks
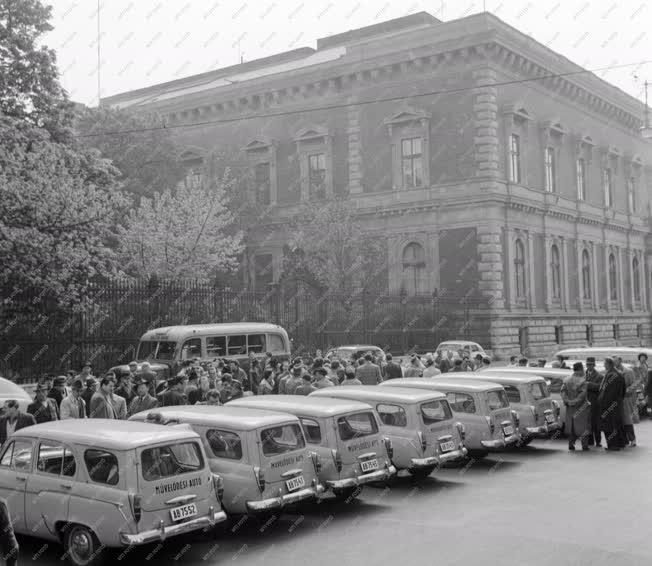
[337,412,379,441]
[530,383,549,400]
[376,404,407,427]
[300,418,322,444]
[420,400,452,424]
[206,430,242,460]
[503,385,521,403]
[486,390,510,410]
[260,424,306,456]
[84,449,119,485]
[141,442,204,480]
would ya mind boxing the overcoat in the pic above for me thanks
[621,366,638,425]
[560,373,591,437]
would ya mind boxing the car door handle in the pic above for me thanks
[60,483,72,489]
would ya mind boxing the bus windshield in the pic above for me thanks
[137,341,177,361]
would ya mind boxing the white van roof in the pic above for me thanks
[140,323,287,341]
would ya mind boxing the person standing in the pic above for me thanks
[0,496,19,566]
[81,377,97,417]
[257,369,275,395]
[75,361,94,383]
[384,354,403,379]
[560,362,591,451]
[90,377,117,419]
[341,368,362,386]
[0,400,36,445]
[128,378,159,417]
[138,362,158,397]
[616,357,638,446]
[27,384,59,423]
[450,359,465,373]
[59,380,87,419]
[188,376,211,405]
[114,373,135,407]
[313,368,334,389]
[356,354,383,384]
[47,376,67,409]
[422,354,441,377]
[160,376,187,407]
[197,390,222,406]
[507,355,518,367]
[294,373,317,396]
[584,357,603,447]
[283,364,305,395]
[598,358,626,451]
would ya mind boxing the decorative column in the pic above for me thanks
[543,235,552,312]
[504,227,514,311]
[472,68,500,188]
[527,232,537,311]
[561,237,570,311]
[576,240,583,313]
[347,95,363,194]
[591,242,599,311]
[617,247,625,312]
[477,226,505,310]
[604,244,611,312]
[628,249,635,312]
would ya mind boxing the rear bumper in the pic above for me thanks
[245,484,325,513]
[525,421,561,438]
[326,465,397,490]
[438,447,468,464]
[119,510,227,545]
[409,456,440,469]
[481,433,520,449]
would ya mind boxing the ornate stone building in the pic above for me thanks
[104,12,652,356]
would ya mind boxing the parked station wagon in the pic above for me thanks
[381,378,520,456]
[0,419,226,566]
[227,395,396,498]
[310,386,467,477]
[130,405,324,515]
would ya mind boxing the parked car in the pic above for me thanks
[324,345,386,363]
[0,377,32,414]
[381,378,520,457]
[0,419,227,566]
[227,395,396,498]
[434,341,488,359]
[431,372,562,444]
[310,386,467,478]
[130,405,324,515]
[549,347,651,368]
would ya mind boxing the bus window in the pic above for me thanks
[206,336,226,357]
[181,338,202,360]
[227,335,246,356]
[268,334,285,352]
[247,334,266,354]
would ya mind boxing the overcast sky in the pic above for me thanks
[47,0,651,109]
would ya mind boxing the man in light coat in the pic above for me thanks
[90,377,117,419]
[60,379,87,419]
[560,362,591,451]
[128,378,159,417]
[355,354,383,385]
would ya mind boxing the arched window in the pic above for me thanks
[608,253,618,301]
[581,250,591,300]
[633,257,641,302]
[402,243,426,295]
[550,244,561,299]
[514,239,526,299]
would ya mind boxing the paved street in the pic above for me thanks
[21,420,652,566]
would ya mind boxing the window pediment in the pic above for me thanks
[178,148,205,163]
[294,125,329,144]
[384,107,431,128]
[503,104,533,122]
[243,136,275,152]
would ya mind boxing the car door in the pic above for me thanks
[26,440,76,539]
[0,438,34,534]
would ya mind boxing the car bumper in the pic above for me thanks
[438,447,468,464]
[525,421,561,437]
[245,485,325,513]
[119,510,228,545]
[326,465,397,490]
[481,433,520,450]
[409,456,440,469]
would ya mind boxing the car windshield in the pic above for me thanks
[485,389,510,410]
[420,400,453,424]
[530,382,549,400]
[137,340,177,361]
[141,442,204,480]
[260,424,306,456]
[337,411,379,441]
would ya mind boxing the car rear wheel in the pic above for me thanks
[64,524,104,566]
[408,465,436,480]
[333,486,361,502]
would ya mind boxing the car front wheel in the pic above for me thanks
[64,524,104,566]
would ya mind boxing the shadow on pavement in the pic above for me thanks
[440,458,521,475]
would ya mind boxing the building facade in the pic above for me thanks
[104,12,652,357]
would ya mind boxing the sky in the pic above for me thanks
[46,0,652,109]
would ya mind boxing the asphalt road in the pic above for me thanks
[22,420,652,566]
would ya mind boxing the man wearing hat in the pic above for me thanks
[138,362,158,397]
[47,375,68,409]
[284,363,305,395]
[584,357,602,447]
[60,379,87,419]
[114,371,136,406]
[598,357,626,450]
[76,361,94,383]
[160,375,187,407]
[518,357,528,367]
[27,383,59,423]
[313,367,334,389]
[81,377,98,417]
[0,400,36,445]
[560,362,591,451]
[451,358,465,373]
[128,378,159,417]
[537,359,547,368]
[295,373,317,396]
[423,354,442,377]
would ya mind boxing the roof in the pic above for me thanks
[129,405,299,430]
[15,419,199,450]
[382,378,503,392]
[437,341,482,347]
[555,347,652,358]
[227,395,373,417]
[0,378,32,400]
[480,367,571,379]
[310,385,445,403]
[140,323,287,341]
[330,345,383,351]
[441,372,545,385]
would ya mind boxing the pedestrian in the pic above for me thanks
[341,367,362,386]
[284,364,305,395]
[160,375,187,407]
[560,362,591,451]
[0,496,19,566]
[185,369,200,399]
[59,379,87,419]
[90,376,118,419]
[598,357,626,451]
[257,369,275,395]
[104,373,127,419]
[384,354,403,379]
[482,356,492,368]
[128,378,159,417]
[355,353,383,384]
[127,361,139,380]
[228,360,248,386]
[403,355,423,377]
[248,358,261,395]
[229,381,245,401]
[450,358,465,373]
[0,400,36,444]
[422,354,441,377]
[584,357,603,447]
[197,389,222,406]
[518,357,528,367]
[473,353,484,371]
[114,372,135,406]
[313,367,334,389]
[328,360,344,384]
[76,361,94,383]
[295,373,317,396]
[537,358,546,368]
[508,355,518,367]
[81,377,97,417]
[27,383,59,423]
[616,357,638,446]
[138,362,158,397]
[189,375,211,405]
[47,376,67,409]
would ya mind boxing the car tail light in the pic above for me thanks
[383,437,393,461]
[310,451,322,473]
[552,400,561,417]
[254,466,265,492]
[212,474,224,501]
[455,422,465,441]
[485,416,495,434]
[530,405,538,421]
[331,449,342,472]
[417,431,427,452]
[511,410,520,428]
[129,494,142,523]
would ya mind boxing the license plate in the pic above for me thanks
[285,475,305,492]
[545,414,555,424]
[170,503,197,522]
[440,441,455,453]
[360,459,379,473]
[502,425,514,436]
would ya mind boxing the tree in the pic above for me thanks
[283,198,387,294]
[117,156,244,280]
[75,106,186,198]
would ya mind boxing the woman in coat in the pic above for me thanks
[560,362,591,451]
[619,360,638,445]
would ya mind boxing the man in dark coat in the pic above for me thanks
[383,354,403,379]
[560,362,591,451]
[159,376,187,407]
[27,384,59,423]
[47,376,67,409]
[0,400,36,445]
[598,357,626,451]
[584,357,603,447]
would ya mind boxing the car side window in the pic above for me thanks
[268,334,285,352]
[84,449,119,486]
[227,335,247,356]
[1,440,33,472]
[206,429,243,460]
[206,336,226,357]
[37,442,76,477]
[504,386,521,403]
[247,334,266,354]
[376,404,407,427]
[181,338,202,360]
[446,393,476,414]
[299,418,322,444]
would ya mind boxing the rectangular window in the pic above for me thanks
[254,254,274,290]
[0,440,33,472]
[337,412,378,441]
[485,390,510,410]
[180,338,202,360]
[554,326,562,345]
[268,334,285,352]
[84,449,119,485]
[401,137,424,188]
[420,400,453,423]
[260,424,306,456]
[141,442,204,481]
[603,168,613,207]
[628,177,636,213]
[254,162,271,205]
[37,443,76,476]
[247,334,266,354]
[445,392,476,414]
[206,336,226,357]
[227,335,246,356]
[308,153,326,199]
[637,324,643,339]
[613,324,620,340]
[530,383,549,400]
[576,158,586,200]
[206,430,243,460]
[544,147,556,192]
[586,325,593,344]
[503,385,521,404]
[375,403,408,427]
[509,134,521,183]
[300,418,323,444]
